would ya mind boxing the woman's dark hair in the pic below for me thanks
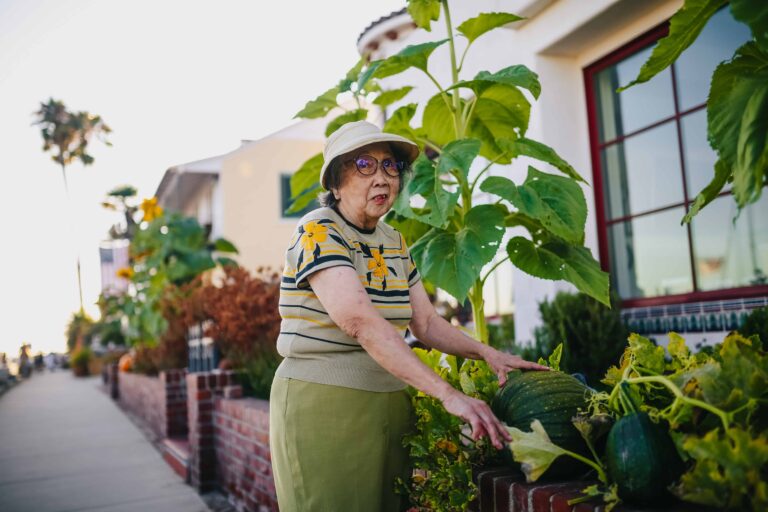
[319,143,413,208]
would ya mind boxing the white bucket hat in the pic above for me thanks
[319,120,420,190]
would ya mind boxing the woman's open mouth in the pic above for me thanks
[372,193,388,205]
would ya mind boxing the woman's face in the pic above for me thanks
[334,142,400,229]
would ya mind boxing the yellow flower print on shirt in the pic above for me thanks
[300,221,328,253]
[367,249,388,279]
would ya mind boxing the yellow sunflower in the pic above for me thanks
[367,248,388,279]
[140,197,163,222]
[300,221,328,252]
[116,267,134,279]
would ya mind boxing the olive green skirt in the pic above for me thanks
[269,377,413,512]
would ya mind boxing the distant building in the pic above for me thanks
[155,118,336,272]
[358,1,767,345]
[99,239,130,296]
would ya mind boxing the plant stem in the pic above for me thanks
[470,281,488,343]
[481,256,510,287]
[560,448,608,485]
[625,376,731,430]
[442,0,464,138]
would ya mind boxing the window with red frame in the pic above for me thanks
[584,8,766,306]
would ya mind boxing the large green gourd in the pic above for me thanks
[605,412,684,504]
[492,371,592,479]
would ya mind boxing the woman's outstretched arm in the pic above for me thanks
[307,265,510,449]
[408,279,548,385]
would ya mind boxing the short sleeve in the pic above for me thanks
[405,241,421,287]
[287,219,354,289]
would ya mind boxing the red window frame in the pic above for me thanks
[583,21,768,308]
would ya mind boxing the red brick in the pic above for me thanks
[492,474,520,511]
[476,468,517,512]
[531,483,583,511]
[551,489,595,512]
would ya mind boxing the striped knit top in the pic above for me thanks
[274,207,421,392]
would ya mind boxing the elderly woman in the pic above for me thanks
[270,121,546,511]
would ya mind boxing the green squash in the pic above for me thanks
[492,370,592,479]
[605,412,684,504]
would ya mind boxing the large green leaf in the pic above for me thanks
[407,0,441,30]
[457,12,523,43]
[286,185,320,215]
[730,0,768,50]
[498,138,585,182]
[422,92,458,147]
[365,40,449,82]
[393,154,459,228]
[213,238,238,254]
[419,204,507,300]
[384,211,432,247]
[507,236,609,305]
[682,158,731,223]
[481,166,586,244]
[467,83,531,163]
[294,86,340,119]
[619,0,726,91]
[708,42,768,207]
[373,86,414,108]
[290,153,323,198]
[383,103,421,143]
[338,58,365,93]
[507,420,570,482]
[325,109,368,137]
[450,65,541,99]
[436,138,481,183]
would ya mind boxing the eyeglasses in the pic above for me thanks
[344,154,407,178]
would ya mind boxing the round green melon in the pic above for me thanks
[492,370,592,479]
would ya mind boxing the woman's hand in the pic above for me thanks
[482,346,550,386]
[440,390,510,449]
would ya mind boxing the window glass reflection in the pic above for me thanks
[691,195,768,291]
[610,208,693,299]
[601,122,684,219]
[594,45,675,142]
[680,109,724,200]
[675,8,751,111]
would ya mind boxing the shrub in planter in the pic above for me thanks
[739,306,768,344]
[70,346,93,377]
[201,266,281,399]
[533,292,628,387]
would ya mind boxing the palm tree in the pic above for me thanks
[33,98,112,313]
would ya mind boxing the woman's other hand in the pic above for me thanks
[481,346,549,387]
[440,391,510,449]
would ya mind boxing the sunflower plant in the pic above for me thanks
[288,0,609,345]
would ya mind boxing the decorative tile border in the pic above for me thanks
[621,296,767,336]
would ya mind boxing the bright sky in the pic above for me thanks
[0,0,405,357]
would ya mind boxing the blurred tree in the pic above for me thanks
[33,98,112,312]
[101,185,139,240]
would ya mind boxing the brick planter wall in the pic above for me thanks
[214,391,277,512]
[117,369,188,441]
[472,467,700,512]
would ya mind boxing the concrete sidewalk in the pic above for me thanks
[0,371,209,512]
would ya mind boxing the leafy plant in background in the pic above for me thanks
[101,185,139,240]
[507,332,768,511]
[200,266,282,399]
[65,310,95,352]
[533,292,628,387]
[118,197,238,351]
[288,0,609,344]
[70,345,93,377]
[33,98,112,313]
[739,305,768,344]
[619,1,768,222]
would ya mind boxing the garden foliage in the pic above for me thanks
[288,0,608,344]
[532,292,628,386]
[507,332,768,511]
